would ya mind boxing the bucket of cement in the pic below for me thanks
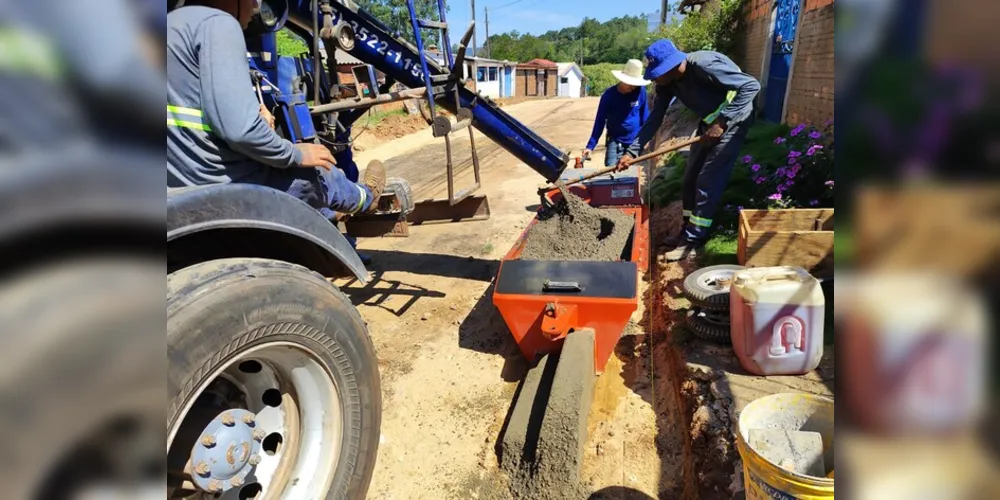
[737,393,834,499]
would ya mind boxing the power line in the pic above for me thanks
[489,0,527,11]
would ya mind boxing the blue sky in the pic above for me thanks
[444,0,660,42]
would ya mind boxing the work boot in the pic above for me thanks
[662,241,704,262]
[361,159,387,214]
[661,231,687,249]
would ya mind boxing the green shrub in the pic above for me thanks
[582,64,621,96]
[659,0,747,55]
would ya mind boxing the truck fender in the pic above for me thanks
[167,183,368,283]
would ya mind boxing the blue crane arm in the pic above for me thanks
[284,1,569,183]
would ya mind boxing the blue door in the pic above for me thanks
[504,67,513,97]
[764,0,800,122]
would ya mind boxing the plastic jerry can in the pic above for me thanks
[730,266,825,376]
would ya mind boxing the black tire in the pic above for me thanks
[0,258,162,499]
[685,307,732,343]
[683,264,746,311]
[167,258,381,500]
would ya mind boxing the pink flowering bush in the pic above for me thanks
[650,120,835,232]
[744,121,834,209]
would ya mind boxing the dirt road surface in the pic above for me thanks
[341,98,687,499]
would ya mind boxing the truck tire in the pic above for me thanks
[0,258,162,500]
[167,258,380,500]
[683,264,746,311]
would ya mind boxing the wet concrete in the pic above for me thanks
[499,330,597,499]
[519,191,634,262]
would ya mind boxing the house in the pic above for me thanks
[427,50,517,98]
[738,0,834,124]
[515,59,559,98]
[556,63,585,98]
[469,57,518,98]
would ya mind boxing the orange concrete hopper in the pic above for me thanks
[492,207,649,375]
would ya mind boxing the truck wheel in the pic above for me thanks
[167,258,380,500]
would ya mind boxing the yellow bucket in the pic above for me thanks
[737,393,834,499]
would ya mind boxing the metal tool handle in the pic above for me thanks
[543,280,582,292]
[541,135,702,193]
[627,135,703,164]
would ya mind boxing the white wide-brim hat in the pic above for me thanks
[612,59,651,86]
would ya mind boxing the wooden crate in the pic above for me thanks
[738,209,834,276]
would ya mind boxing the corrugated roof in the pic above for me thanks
[518,58,558,69]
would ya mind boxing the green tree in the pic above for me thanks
[484,14,652,65]
[276,28,308,57]
[354,0,445,45]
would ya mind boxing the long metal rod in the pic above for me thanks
[309,87,428,114]
[312,0,320,106]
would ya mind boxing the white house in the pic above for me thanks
[427,49,517,99]
[556,63,584,98]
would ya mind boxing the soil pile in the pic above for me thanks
[519,189,635,261]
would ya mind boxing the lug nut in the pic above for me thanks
[201,435,217,447]
[194,462,211,476]
[253,429,266,441]
[243,413,256,425]
[230,476,244,487]
[221,412,236,426]
[206,480,222,493]
[249,454,261,466]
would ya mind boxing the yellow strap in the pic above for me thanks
[167,118,212,131]
[703,90,738,124]
[352,185,367,213]
[682,210,693,217]
[690,215,712,227]
[167,105,204,117]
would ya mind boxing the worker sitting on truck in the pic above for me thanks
[582,59,650,167]
[618,39,760,261]
[166,0,386,218]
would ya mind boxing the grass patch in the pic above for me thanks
[700,231,738,266]
[355,108,408,128]
[481,242,495,255]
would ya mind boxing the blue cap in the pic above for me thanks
[643,40,687,81]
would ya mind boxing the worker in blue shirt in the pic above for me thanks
[619,40,761,261]
[583,59,650,167]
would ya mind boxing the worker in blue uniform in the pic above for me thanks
[582,59,650,167]
[619,39,761,261]
[166,0,387,220]
[330,124,374,265]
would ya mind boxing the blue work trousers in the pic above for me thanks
[682,117,752,243]
[333,130,360,183]
[604,139,629,167]
[258,165,373,220]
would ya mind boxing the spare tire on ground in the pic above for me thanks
[683,264,746,311]
[685,307,731,343]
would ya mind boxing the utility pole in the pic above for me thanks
[660,0,668,28]
[484,7,490,59]
[471,0,477,58]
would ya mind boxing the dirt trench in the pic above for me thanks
[645,202,742,500]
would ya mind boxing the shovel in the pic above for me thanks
[538,135,702,207]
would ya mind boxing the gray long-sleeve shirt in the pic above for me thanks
[627,51,760,157]
[167,6,303,187]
